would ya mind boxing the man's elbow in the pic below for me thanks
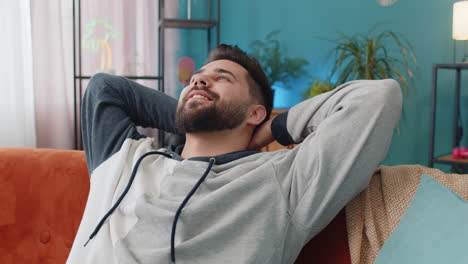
[88,72,116,90]
[370,79,403,122]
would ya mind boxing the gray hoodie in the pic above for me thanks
[67,73,402,264]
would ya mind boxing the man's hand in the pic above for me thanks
[248,119,274,150]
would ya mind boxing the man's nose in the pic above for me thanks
[193,75,208,87]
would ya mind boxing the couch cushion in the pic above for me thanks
[0,148,89,264]
[375,175,468,264]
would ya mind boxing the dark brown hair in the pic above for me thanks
[205,44,273,123]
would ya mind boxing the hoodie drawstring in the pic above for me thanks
[83,151,216,264]
[171,157,215,264]
[83,151,172,247]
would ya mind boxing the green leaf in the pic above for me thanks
[249,30,309,88]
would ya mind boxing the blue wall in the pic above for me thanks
[214,0,468,169]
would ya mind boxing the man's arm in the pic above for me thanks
[81,73,179,174]
[266,79,402,241]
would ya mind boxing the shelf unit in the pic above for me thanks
[72,0,220,150]
[157,0,220,146]
[428,63,468,167]
[157,0,220,94]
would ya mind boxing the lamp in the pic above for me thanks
[453,1,468,62]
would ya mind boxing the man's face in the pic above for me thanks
[176,59,254,133]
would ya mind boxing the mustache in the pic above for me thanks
[185,86,219,101]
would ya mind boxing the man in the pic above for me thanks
[67,44,402,264]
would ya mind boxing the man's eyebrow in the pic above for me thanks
[214,68,238,80]
[191,67,238,81]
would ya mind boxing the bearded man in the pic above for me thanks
[67,44,402,264]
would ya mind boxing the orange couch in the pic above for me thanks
[0,148,350,263]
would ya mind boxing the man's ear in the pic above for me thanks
[246,104,267,126]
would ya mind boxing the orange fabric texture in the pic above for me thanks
[0,148,349,263]
[0,148,89,264]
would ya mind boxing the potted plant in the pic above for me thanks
[303,28,417,98]
[302,79,336,98]
[250,30,309,89]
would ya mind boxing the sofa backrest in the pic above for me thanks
[0,148,89,263]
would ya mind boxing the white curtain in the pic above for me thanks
[31,0,74,149]
[1,1,179,149]
[0,0,37,148]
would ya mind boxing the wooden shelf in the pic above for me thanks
[161,19,216,29]
[433,154,468,166]
[75,75,162,80]
[433,63,468,69]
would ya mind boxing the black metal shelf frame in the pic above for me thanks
[157,0,220,146]
[75,76,163,80]
[429,63,468,167]
[157,0,220,94]
[73,0,220,150]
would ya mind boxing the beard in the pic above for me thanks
[175,92,250,133]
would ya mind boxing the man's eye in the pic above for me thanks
[217,76,229,81]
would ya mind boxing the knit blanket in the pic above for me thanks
[345,165,468,264]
